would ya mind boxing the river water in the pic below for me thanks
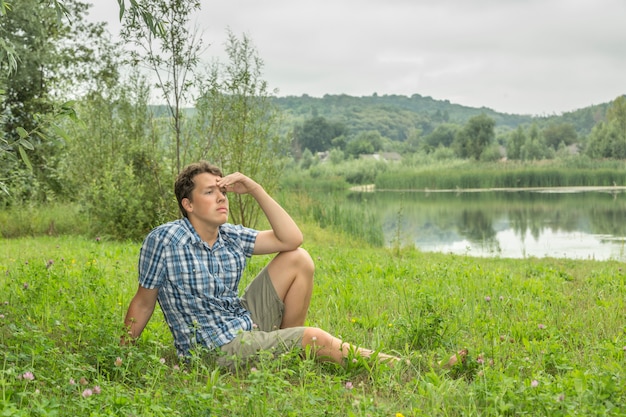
[348,189,626,261]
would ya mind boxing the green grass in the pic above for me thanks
[1,228,625,416]
[376,164,626,190]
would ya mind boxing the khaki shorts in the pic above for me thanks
[217,267,305,368]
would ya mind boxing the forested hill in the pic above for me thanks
[271,93,612,139]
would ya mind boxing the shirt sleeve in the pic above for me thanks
[138,230,166,289]
[220,223,258,258]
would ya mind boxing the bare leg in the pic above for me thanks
[266,248,314,328]
[302,327,400,365]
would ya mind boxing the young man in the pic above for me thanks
[122,161,399,368]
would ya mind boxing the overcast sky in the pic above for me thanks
[88,0,626,116]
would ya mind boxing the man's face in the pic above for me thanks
[183,172,229,226]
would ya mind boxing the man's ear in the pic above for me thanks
[181,197,193,214]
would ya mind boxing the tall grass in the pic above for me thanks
[377,164,626,190]
[1,229,625,416]
[0,203,91,238]
[276,189,385,247]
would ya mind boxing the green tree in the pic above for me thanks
[542,122,577,150]
[421,124,457,153]
[521,124,553,160]
[452,114,495,160]
[346,130,383,158]
[194,31,286,227]
[0,0,117,202]
[585,96,626,159]
[293,116,347,153]
[506,126,526,160]
[121,0,202,173]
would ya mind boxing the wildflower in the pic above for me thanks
[93,386,101,394]
[79,377,88,385]
[82,389,93,398]
[0,314,5,319]
[531,380,539,387]
[476,354,485,364]
[557,393,565,402]
[499,295,504,301]
[484,296,491,302]
[250,367,258,373]
[114,357,123,367]
[173,365,180,371]
[622,346,626,352]
[22,372,34,381]
[538,324,546,329]
[46,259,54,269]
[311,336,317,343]
[159,358,166,364]
[69,378,75,385]
[396,413,406,417]
[23,282,29,290]
[95,236,101,242]
[345,381,353,390]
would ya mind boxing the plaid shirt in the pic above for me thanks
[138,217,258,356]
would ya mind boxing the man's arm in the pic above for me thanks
[217,172,303,254]
[121,285,159,344]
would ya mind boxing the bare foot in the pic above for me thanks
[439,348,468,369]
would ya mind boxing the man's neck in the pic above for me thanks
[188,218,219,247]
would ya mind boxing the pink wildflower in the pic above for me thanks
[538,324,546,329]
[345,381,354,390]
[484,296,491,302]
[114,357,123,367]
[93,386,101,394]
[69,378,76,385]
[22,372,34,381]
[82,389,93,398]
[531,380,539,387]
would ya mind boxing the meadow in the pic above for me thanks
[1,220,625,416]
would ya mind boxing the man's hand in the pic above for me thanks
[216,172,261,196]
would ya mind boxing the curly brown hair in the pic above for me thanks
[174,161,223,218]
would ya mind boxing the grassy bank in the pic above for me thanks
[1,225,625,416]
[376,165,626,191]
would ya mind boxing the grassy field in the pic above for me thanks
[1,224,625,416]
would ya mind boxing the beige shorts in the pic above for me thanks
[217,267,305,368]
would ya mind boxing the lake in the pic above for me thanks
[346,189,626,261]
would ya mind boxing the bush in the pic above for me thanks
[84,162,175,241]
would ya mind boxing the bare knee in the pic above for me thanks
[302,327,334,348]
[289,247,315,273]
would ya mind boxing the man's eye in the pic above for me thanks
[220,187,228,194]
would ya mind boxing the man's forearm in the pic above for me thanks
[250,186,303,248]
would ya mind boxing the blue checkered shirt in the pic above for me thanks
[138,217,258,356]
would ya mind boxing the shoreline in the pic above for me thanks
[349,185,626,193]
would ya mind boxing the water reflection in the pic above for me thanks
[349,190,626,261]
